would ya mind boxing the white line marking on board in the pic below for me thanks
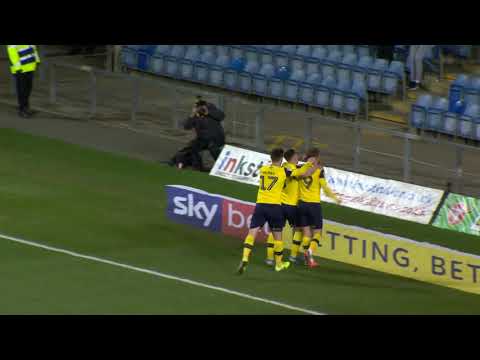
[0,232,325,315]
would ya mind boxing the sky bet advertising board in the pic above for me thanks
[166,185,480,296]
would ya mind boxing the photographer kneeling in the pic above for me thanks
[170,97,225,171]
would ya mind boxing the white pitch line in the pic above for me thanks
[0,232,325,315]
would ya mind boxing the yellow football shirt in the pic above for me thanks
[299,168,338,203]
[256,165,289,205]
[281,162,313,206]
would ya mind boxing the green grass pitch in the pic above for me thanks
[0,127,479,314]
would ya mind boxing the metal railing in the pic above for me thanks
[6,57,480,198]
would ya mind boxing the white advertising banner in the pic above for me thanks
[209,145,271,186]
[321,167,444,224]
[210,145,444,224]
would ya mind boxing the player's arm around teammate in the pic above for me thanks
[265,151,318,266]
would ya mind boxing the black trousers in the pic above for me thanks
[190,137,224,170]
[14,71,34,111]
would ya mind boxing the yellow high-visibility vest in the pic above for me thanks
[6,45,41,74]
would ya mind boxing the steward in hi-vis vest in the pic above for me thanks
[7,45,41,118]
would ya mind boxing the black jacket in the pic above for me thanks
[183,103,225,142]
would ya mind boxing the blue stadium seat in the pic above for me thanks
[273,51,290,68]
[244,46,259,64]
[121,46,139,68]
[193,62,209,83]
[165,56,179,77]
[208,55,231,86]
[352,56,374,84]
[169,45,185,58]
[474,118,480,141]
[442,111,459,136]
[280,45,297,55]
[296,45,312,58]
[268,77,285,99]
[198,51,216,65]
[304,72,322,85]
[265,45,281,52]
[291,55,305,71]
[298,82,315,105]
[229,46,245,59]
[305,57,320,75]
[342,45,355,55]
[283,69,306,102]
[184,46,200,61]
[200,45,215,53]
[138,45,157,55]
[345,79,367,115]
[313,76,336,109]
[183,45,202,60]
[238,72,252,93]
[230,57,246,72]
[321,51,342,79]
[222,56,242,89]
[449,74,469,112]
[337,53,358,83]
[367,58,388,92]
[458,104,480,139]
[410,94,433,129]
[311,46,327,61]
[136,51,150,71]
[331,79,350,113]
[290,69,306,82]
[326,45,341,54]
[179,59,195,80]
[145,45,171,73]
[259,49,274,65]
[154,45,170,55]
[252,63,275,96]
[426,97,449,132]
[382,61,404,95]
[463,77,480,107]
[356,45,370,58]
[216,45,230,57]
[284,79,301,102]
[237,61,259,93]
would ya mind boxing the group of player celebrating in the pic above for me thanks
[238,147,341,275]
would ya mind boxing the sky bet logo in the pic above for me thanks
[165,185,268,241]
[166,186,222,232]
[215,150,264,178]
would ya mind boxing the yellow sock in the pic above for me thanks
[266,233,275,261]
[242,234,255,263]
[290,231,303,258]
[309,232,322,253]
[273,240,284,266]
[301,236,311,254]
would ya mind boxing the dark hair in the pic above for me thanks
[270,148,284,162]
[284,148,297,161]
[305,147,320,159]
[196,100,207,107]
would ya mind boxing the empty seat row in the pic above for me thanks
[411,94,480,140]
[122,45,405,97]
[242,45,372,59]
[122,46,368,116]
